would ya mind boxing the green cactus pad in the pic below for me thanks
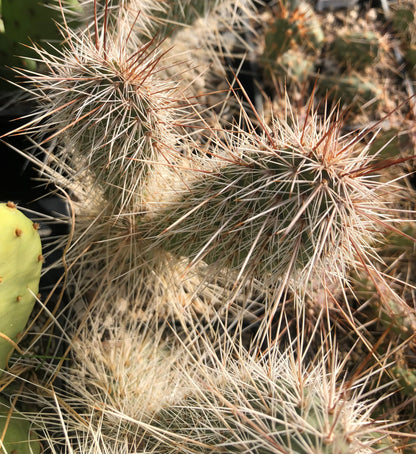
[0,202,42,372]
[0,396,40,454]
[0,0,60,73]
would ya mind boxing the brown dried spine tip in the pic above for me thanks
[6,201,16,209]
[14,228,23,237]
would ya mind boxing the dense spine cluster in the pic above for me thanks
[142,109,391,292]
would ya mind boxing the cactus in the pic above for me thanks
[0,0,81,81]
[391,5,414,40]
[2,2,416,452]
[15,13,191,215]
[0,396,40,454]
[367,129,413,159]
[262,1,323,63]
[392,365,416,397]
[147,345,398,453]
[275,48,315,85]
[0,202,42,372]
[67,317,190,443]
[331,31,379,70]
[140,105,391,291]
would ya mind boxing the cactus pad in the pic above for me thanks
[0,396,40,454]
[0,202,42,371]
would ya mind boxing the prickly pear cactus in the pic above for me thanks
[0,202,42,371]
[0,396,40,454]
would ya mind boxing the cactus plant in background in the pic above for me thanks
[0,0,81,84]
[274,48,315,86]
[318,73,382,110]
[330,31,380,70]
[0,201,42,372]
[263,1,323,59]
[260,2,324,84]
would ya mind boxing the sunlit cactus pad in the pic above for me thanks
[0,202,42,371]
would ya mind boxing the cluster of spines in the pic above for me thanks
[139,106,392,294]
[32,330,400,454]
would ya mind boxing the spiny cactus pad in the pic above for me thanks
[0,202,42,371]
[142,111,390,290]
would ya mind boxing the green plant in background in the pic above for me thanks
[261,0,323,83]
[390,1,416,78]
[263,1,323,59]
[0,0,81,85]
[318,73,381,109]
[330,31,380,70]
